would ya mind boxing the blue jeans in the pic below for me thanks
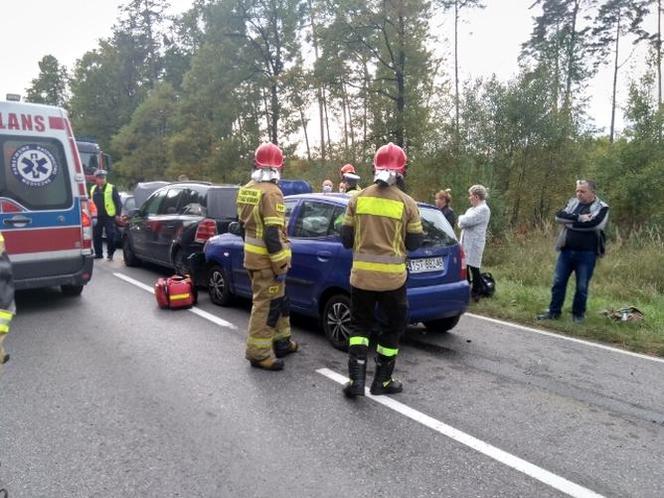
[548,250,597,317]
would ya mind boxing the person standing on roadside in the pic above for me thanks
[90,169,122,261]
[435,189,457,227]
[458,185,491,301]
[0,232,15,377]
[537,180,609,324]
[341,143,423,397]
[237,143,299,371]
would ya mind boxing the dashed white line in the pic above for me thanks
[464,313,664,365]
[113,272,237,330]
[317,368,604,498]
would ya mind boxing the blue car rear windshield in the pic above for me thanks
[0,135,72,210]
[420,206,457,247]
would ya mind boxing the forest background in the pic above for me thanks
[22,0,664,353]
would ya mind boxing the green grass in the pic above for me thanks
[471,226,664,356]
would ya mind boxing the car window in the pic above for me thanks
[293,201,338,238]
[123,196,136,213]
[420,206,457,248]
[330,206,345,236]
[143,189,167,216]
[179,187,207,216]
[284,199,297,227]
[158,188,183,215]
[0,135,72,210]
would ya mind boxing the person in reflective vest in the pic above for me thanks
[0,232,16,376]
[236,143,299,371]
[341,143,424,397]
[90,169,122,261]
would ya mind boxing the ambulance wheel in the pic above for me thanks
[61,284,84,297]
[322,294,352,351]
[208,265,232,306]
[123,239,141,267]
[424,314,461,333]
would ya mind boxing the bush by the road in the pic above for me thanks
[472,225,664,357]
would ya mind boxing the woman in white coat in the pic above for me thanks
[458,185,491,301]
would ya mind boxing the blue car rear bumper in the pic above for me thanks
[407,279,470,323]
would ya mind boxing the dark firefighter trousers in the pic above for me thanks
[348,284,408,359]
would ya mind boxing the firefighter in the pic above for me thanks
[341,143,424,397]
[90,169,122,261]
[339,163,362,194]
[0,232,15,376]
[237,143,299,370]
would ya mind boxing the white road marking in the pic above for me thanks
[465,313,664,365]
[317,368,605,498]
[113,272,237,330]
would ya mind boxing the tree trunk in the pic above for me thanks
[342,81,356,161]
[395,8,406,147]
[563,0,580,112]
[270,81,279,144]
[299,106,311,161]
[323,87,332,154]
[610,10,621,143]
[307,0,326,160]
[454,0,460,150]
[659,0,662,108]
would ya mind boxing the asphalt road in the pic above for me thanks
[1,257,664,497]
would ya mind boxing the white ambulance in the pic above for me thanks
[0,99,94,295]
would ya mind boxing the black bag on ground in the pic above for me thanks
[479,272,496,297]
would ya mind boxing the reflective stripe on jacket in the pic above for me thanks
[343,183,423,291]
[0,232,15,335]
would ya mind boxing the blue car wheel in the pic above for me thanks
[208,265,233,306]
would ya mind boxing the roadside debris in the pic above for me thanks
[600,306,644,322]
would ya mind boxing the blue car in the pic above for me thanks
[203,193,470,349]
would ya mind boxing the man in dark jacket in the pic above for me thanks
[90,169,122,261]
[538,180,609,323]
[0,232,15,376]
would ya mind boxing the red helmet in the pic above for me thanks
[340,163,356,176]
[254,143,284,169]
[373,142,407,173]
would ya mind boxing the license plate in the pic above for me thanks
[408,257,444,274]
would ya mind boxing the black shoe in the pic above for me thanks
[1,353,9,364]
[536,312,560,321]
[107,254,114,261]
[572,314,585,324]
[343,354,367,398]
[94,255,103,259]
[249,357,284,371]
[274,339,299,358]
[370,355,403,395]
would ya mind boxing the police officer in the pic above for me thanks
[237,143,299,371]
[0,232,15,376]
[341,143,423,397]
[90,169,122,261]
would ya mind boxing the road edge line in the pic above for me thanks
[316,368,605,498]
[465,313,664,365]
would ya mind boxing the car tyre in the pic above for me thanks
[123,238,141,267]
[424,314,461,333]
[322,294,352,351]
[208,265,233,306]
[61,284,84,297]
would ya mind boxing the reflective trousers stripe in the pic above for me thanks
[245,243,269,255]
[377,345,399,357]
[352,261,406,273]
[0,310,14,321]
[0,324,9,334]
[269,249,291,263]
[349,336,369,347]
[247,336,273,348]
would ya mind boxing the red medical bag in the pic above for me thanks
[154,275,197,310]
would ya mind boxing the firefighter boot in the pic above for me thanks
[370,355,403,395]
[343,353,367,397]
[274,339,299,358]
[249,356,284,371]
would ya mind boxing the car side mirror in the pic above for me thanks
[228,221,243,236]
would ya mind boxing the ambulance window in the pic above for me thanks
[143,190,166,216]
[0,136,72,210]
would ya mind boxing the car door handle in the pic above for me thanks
[316,250,332,262]
[165,223,178,229]
[3,215,32,227]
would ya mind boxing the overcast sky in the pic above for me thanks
[2,0,657,135]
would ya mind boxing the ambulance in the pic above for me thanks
[0,99,94,295]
